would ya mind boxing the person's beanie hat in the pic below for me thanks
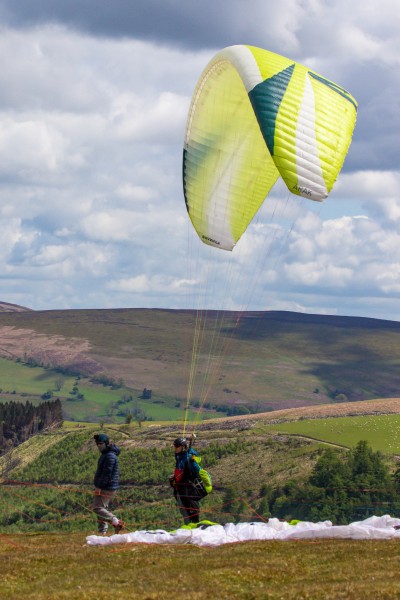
[94,433,109,443]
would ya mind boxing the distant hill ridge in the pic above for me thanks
[0,307,400,411]
[0,301,32,313]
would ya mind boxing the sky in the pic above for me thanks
[0,0,399,321]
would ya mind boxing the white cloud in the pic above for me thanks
[337,171,400,228]
[116,184,157,203]
[107,274,195,294]
[0,117,66,174]
[114,92,188,143]
[285,261,354,287]
[338,171,399,199]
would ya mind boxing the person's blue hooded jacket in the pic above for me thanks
[94,443,120,491]
[174,448,201,483]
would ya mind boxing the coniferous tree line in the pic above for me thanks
[0,399,63,452]
[262,441,400,524]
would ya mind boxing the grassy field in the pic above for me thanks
[2,532,400,599]
[0,357,218,422]
[260,414,400,453]
[0,358,76,396]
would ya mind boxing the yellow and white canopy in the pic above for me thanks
[183,45,358,251]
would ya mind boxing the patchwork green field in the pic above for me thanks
[0,357,217,423]
[0,358,76,395]
[261,414,400,453]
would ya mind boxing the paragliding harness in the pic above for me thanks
[173,434,212,497]
[190,451,213,497]
[188,433,212,496]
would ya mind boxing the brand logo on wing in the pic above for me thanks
[292,184,312,197]
[202,235,220,245]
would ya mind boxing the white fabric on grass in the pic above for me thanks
[86,515,400,547]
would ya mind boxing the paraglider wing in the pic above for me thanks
[183,45,357,251]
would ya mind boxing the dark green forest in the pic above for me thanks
[267,441,400,524]
[0,399,62,451]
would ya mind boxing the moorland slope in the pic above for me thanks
[1,307,400,412]
[0,301,32,313]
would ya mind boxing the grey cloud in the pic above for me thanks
[0,0,302,51]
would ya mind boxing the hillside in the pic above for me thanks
[1,308,400,413]
[2,398,400,536]
[3,397,400,483]
[0,301,32,313]
[0,418,322,534]
[205,396,400,427]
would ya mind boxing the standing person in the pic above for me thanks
[93,433,125,535]
[170,437,207,525]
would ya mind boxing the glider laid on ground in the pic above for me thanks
[87,515,400,547]
[183,45,357,251]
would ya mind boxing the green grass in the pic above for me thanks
[0,358,76,396]
[61,383,218,422]
[2,533,400,599]
[0,357,220,422]
[262,414,400,453]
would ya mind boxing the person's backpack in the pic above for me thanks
[189,449,213,494]
[198,467,212,494]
